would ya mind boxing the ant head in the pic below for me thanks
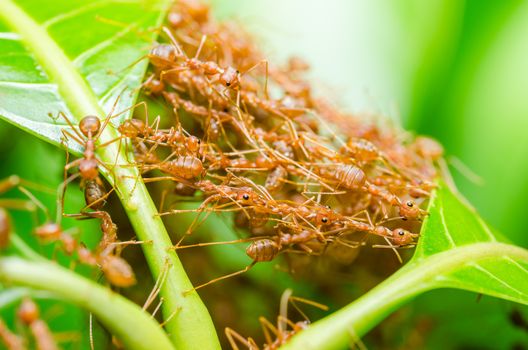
[237,187,255,204]
[80,116,101,137]
[399,200,422,219]
[18,298,39,324]
[315,207,335,226]
[220,66,240,88]
[315,213,330,225]
[391,228,415,246]
[34,222,62,241]
[186,135,201,153]
[150,44,177,65]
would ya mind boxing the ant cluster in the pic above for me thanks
[117,0,442,288]
[0,0,444,347]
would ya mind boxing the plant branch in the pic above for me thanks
[0,1,220,348]
[282,242,528,350]
[0,257,174,350]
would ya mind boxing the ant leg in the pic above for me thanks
[194,34,207,59]
[159,67,188,82]
[243,59,269,99]
[225,328,250,350]
[171,237,261,251]
[174,195,222,247]
[184,261,257,294]
[57,173,81,222]
[52,111,86,142]
[0,175,23,195]
[161,26,185,56]
[259,316,279,346]
[0,318,24,349]
[61,129,85,149]
[143,258,172,311]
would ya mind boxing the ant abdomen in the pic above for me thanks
[149,44,177,68]
[264,166,288,193]
[163,156,204,179]
[174,182,197,197]
[100,255,137,288]
[343,139,379,162]
[84,180,107,210]
[118,118,146,138]
[246,239,279,262]
[333,164,366,189]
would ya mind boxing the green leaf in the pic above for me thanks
[0,0,162,153]
[0,1,221,348]
[283,181,528,349]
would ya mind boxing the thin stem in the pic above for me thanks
[8,234,44,262]
[0,257,174,350]
[282,242,528,350]
[0,1,220,348]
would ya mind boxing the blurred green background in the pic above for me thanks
[1,1,528,349]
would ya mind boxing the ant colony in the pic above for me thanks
[0,0,445,349]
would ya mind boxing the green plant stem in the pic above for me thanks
[0,257,174,350]
[0,1,220,348]
[282,242,528,350]
[9,234,44,262]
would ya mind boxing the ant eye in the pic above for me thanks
[321,217,328,223]
[197,139,201,144]
[242,194,250,200]
[225,82,231,87]
[398,230,405,236]
[325,205,331,209]
[406,201,414,207]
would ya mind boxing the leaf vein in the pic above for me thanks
[471,263,527,297]
[41,0,108,28]
[439,202,457,248]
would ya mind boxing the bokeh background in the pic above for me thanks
[1,1,528,349]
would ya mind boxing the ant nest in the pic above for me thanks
[122,0,443,269]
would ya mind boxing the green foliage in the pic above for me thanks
[0,0,220,348]
[0,0,162,153]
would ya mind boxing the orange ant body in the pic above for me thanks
[18,299,58,350]
[33,217,136,288]
[158,155,205,180]
[0,318,24,350]
[0,208,11,249]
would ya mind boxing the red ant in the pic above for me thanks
[18,298,58,350]
[225,289,328,350]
